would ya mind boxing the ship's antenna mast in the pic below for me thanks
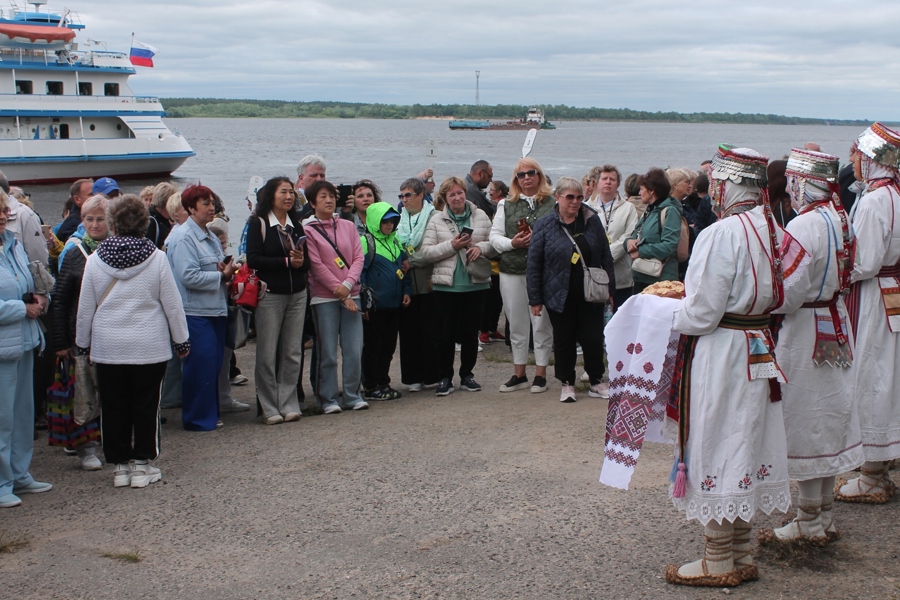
[475,71,480,106]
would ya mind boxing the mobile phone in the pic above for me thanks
[295,235,306,246]
[517,218,531,234]
[336,184,354,209]
[22,292,36,304]
[460,226,474,237]
[223,255,233,265]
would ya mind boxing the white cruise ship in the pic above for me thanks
[0,1,194,184]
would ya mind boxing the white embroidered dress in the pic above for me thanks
[671,206,792,525]
[849,182,900,461]
[776,204,864,479]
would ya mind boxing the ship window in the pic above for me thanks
[78,82,92,96]
[59,124,69,139]
[116,124,122,130]
[104,83,119,97]
[16,81,33,95]
[46,81,63,95]
[89,124,95,131]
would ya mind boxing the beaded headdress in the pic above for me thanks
[856,122,900,171]
[709,144,769,187]
[785,148,839,183]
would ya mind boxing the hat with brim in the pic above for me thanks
[92,177,120,196]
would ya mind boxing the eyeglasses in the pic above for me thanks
[516,169,539,179]
[398,192,416,200]
[561,194,584,201]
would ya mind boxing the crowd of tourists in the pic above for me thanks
[0,123,898,590]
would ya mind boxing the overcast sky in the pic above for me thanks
[75,0,900,121]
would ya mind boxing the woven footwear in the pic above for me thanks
[836,463,896,504]
[759,498,827,547]
[665,527,741,587]
[820,493,840,542]
[731,520,759,582]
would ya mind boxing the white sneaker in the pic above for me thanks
[323,404,342,414]
[131,461,162,488]
[408,383,423,392]
[478,344,483,352]
[580,371,590,383]
[81,454,102,471]
[113,463,133,488]
[588,382,610,399]
[230,374,249,386]
[264,415,284,425]
[283,412,301,422]
[560,384,576,403]
[455,343,461,352]
[220,399,251,413]
[576,344,583,355]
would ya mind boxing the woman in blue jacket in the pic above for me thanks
[360,201,411,400]
[166,185,238,431]
[0,191,52,508]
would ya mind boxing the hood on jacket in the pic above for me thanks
[364,202,402,259]
[95,236,158,280]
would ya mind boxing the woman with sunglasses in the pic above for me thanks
[246,176,309,424]
[489,158,556,394]
[526,177,614,403]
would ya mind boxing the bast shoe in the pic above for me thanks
[130,461,162,488]
[13,481,52,495]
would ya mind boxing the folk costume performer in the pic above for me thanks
[665,145,808,588]
[837,122,900,504]
[760,148,863,546]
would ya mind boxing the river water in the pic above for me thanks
[25,118,864,244]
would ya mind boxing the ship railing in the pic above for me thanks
[0,48,129,66]
[0,92,161,105]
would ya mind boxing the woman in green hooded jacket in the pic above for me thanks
[625,167,684,291]
[360,200,411,400]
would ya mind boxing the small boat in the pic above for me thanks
[449,107,556,131]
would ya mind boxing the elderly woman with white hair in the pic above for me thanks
[49,194,110,471]
[526,176,614,403]
[147,182,178,249]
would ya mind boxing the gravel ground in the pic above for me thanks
[2,337,899,599]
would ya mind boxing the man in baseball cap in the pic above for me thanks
[92,177,121,198]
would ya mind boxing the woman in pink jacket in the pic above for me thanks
[303,180,368,413]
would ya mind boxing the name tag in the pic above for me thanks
[407,246,416,255]
[396,269,405,280]
[571,252,581,265]
[334,256,346,269]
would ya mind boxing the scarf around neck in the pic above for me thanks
[398,202,434,249]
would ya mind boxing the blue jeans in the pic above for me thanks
[182,316,226,431]
[311,300,363,409]
[0,351,36,496]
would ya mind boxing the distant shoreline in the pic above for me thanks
[160,98,871,127]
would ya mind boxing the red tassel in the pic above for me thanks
[672,462,687,498]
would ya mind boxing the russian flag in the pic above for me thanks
[129,40,157,67]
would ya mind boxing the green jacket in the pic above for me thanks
[626,196,683,284]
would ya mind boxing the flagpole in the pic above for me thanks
[131,32,134,50]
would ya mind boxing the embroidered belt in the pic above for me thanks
[717,313,770,330]
[801,294,839,309]
[877,262,900,278]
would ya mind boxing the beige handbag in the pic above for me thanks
[631,257,664,278]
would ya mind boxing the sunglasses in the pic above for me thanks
[561,194,584,201]
[515,169,539,179]
[398,192,416,200]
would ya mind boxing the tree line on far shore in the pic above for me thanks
[159,98,869,126]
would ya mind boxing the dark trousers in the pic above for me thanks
[547,293,605,385]
[613,287,633,314]
[97,361,167,465]
[632,281,651,295]
[398,293,441,385]
[362,308,400,390]
[479,274,503,333]
[434,290,487,381]
[32,314,55,427]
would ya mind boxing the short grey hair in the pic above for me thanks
[166,192,183,219]
[297,154,326,178]
[554,176,583,195]
[81,194,109,216]
[152,182,178,210]
[400,177,425,196]
[666,167,694,187]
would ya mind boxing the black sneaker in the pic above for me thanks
[531,376,548,394]
[370,386,402,401]
[435,378,455,396]
[499,374,529,393]
[459,375,482,392]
